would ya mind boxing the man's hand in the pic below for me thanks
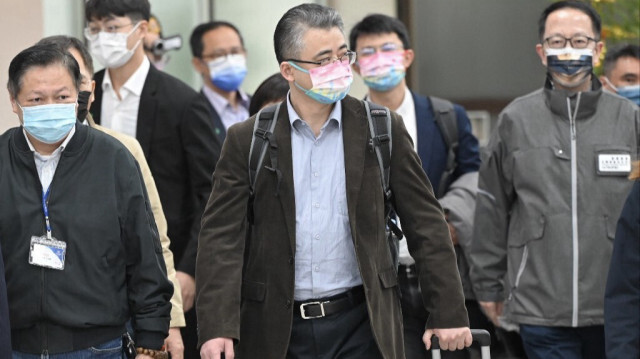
[201,338,234,359]
[444,212,458,245]
[479,301,503,327]
[164,327,185,359]
[423,327,472,351]
[176,271,196,312]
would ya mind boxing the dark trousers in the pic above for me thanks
[182,308,200,359]
[400,265,469,359]
[287,300,382,358]
[519,324,604,359]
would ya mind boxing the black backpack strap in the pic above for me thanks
[247,103,281,223]
[430,96,459,198]
[364,101,403,240]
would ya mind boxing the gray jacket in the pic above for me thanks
[471,78,640,327]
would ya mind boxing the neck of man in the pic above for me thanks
[205,80,239,109]
[108,48,145,98]
[289,88,334,137]
[367,80,406,111]
[26,132,65,156]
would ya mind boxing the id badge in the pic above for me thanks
[597,153,631,175]
[29,235,66,270]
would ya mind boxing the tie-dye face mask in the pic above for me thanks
[289,60,353,104]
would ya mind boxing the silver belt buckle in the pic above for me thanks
[300,301,328,319]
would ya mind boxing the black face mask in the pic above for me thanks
[77,90,92,122]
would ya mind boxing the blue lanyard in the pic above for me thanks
[42,187,52,239]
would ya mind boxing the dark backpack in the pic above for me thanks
[247,101,403,264]
[429,96,459,198]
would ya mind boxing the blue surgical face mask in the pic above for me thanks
[19,102,77,144]
[207,54,248,92]
[289,61,353,104]
[617,84,640,106]
[604,77,640,106]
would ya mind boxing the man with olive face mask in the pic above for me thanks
[190,21,250,144]
[470,2,639,358]
[85,2,221,356]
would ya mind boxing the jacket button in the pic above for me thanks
[288,256,294,265]
[286,300,291,309]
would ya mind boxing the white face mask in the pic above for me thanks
[89,23,142,69]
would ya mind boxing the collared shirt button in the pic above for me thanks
[314,203,320,208]
[314,172,319,177]
[314,266,319,272]
[314,234,320,240]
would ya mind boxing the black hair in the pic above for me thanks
[7,44,81,99]
[274,3,343,64]
[36,35,94,76]
[85,0,150,22]
[189,21,245,58]
[349,14,411,51]
[603,43,640,77]
[538,1,601,42]
[249,73,289,116]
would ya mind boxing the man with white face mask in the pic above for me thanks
[600,43,640,106]
[85,2,221,357]
[1,43,172,358]
[470,2,640,359]
[196,4,472,359]
[190,21,250,144]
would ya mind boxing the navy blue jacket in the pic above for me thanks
[412,91,480,193]
[605,180,640,358]
[0,246,10,358]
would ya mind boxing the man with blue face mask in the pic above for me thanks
[600,43,640,106]
[196,4,472,359]
[1,43,172,358]
[470,2,639,359]
[190,21,250,144]
[85,2,221,357]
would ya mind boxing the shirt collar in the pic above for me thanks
[102,56,151,97]
[202,85,250,115]
[286,91,343,129]
[23,125,76,154]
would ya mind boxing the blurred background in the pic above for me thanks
[1,0,637,142]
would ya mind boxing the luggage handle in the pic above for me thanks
[431,329,491,359]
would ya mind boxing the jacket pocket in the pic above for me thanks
[241,280,266,302]
[508,215,545,248]
[378,267,398,288]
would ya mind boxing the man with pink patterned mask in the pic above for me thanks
[351,14,483,359]
[196,4,472,359]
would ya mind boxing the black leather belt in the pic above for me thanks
[294,285,365,319]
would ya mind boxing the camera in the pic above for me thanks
[150,34,183,57]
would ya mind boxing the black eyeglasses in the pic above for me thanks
[543,35,598,49]
[285,51,356,67]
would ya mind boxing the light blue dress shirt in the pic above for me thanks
[287,95,362,301]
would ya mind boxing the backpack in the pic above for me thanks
[247,101,403,265]
[429,96,459,199]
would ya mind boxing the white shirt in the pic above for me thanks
[24,126,76,192]
[100,57,151,138]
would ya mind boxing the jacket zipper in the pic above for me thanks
[508,246,529,302]
[566,93,581,327]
